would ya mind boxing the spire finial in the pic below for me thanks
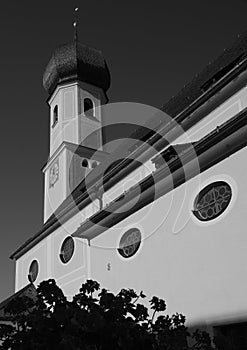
[73,7,79,42]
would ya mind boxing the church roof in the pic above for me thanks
[0,283,37,321]
[162,30,247,118]
[42,141,109,171]
[72,105,247,240]
[43,41,111,95]
[10,29,247,260]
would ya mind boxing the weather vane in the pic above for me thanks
[73,7,79,42]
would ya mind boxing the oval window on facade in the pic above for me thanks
[118,228,142,258]
[60,236,75,264]
[28,260,39,283]
[193,181,232,221]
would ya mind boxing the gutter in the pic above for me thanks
[86,58,247,194]
[48,57,247,223]
[72,106,247,240]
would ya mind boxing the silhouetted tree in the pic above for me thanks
[0,279,216,349]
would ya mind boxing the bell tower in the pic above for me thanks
[42,39,110,222]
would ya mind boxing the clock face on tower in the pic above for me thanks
[49,159,59,188]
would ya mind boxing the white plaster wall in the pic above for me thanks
[15,197,100,298]
[177,86,247,144]
[90,146,247,326]
[78,83,102,122]
[78,84,103,149]
[44,148,67,222]
[62,85,79,145]
[49,89,63,157]
[44,145,101,223]
[104,87,247,206]
[66,149,90,197]
[15,238,48,291]
[49,84,79,157]
[104,159,155,205]
[48,82,107,156]
[18,84,247,318]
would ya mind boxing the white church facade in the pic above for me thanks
[8,30,247,336]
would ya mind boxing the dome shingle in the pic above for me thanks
[43,41,111,95]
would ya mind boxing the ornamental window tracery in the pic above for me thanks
[118,228,142,258]
[193,181,232,221]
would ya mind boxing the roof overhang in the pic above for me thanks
[72,106,247,240]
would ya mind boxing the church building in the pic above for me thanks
[5,28,247,344]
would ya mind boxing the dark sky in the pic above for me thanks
[0,0,246,301]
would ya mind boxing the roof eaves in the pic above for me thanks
[0,283,36,312]
[10,30,247,260]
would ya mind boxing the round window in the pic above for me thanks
[28,260,39,283]
[118,228,142,258]
[60,236,75,264]
[92,161,97,169]
[193,181,232,221]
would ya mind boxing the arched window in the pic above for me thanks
[84,98,95,117]
[193,181,232,221]
[28,260,39,283]
[81,159,89,168]
[118,228,142,258]
[53,105,58,126]
[92,161,98,168]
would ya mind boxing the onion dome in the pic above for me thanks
[43,41,111,95]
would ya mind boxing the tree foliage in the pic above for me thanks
[0,279,216,349]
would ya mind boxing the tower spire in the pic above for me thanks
[73,7,79,42]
